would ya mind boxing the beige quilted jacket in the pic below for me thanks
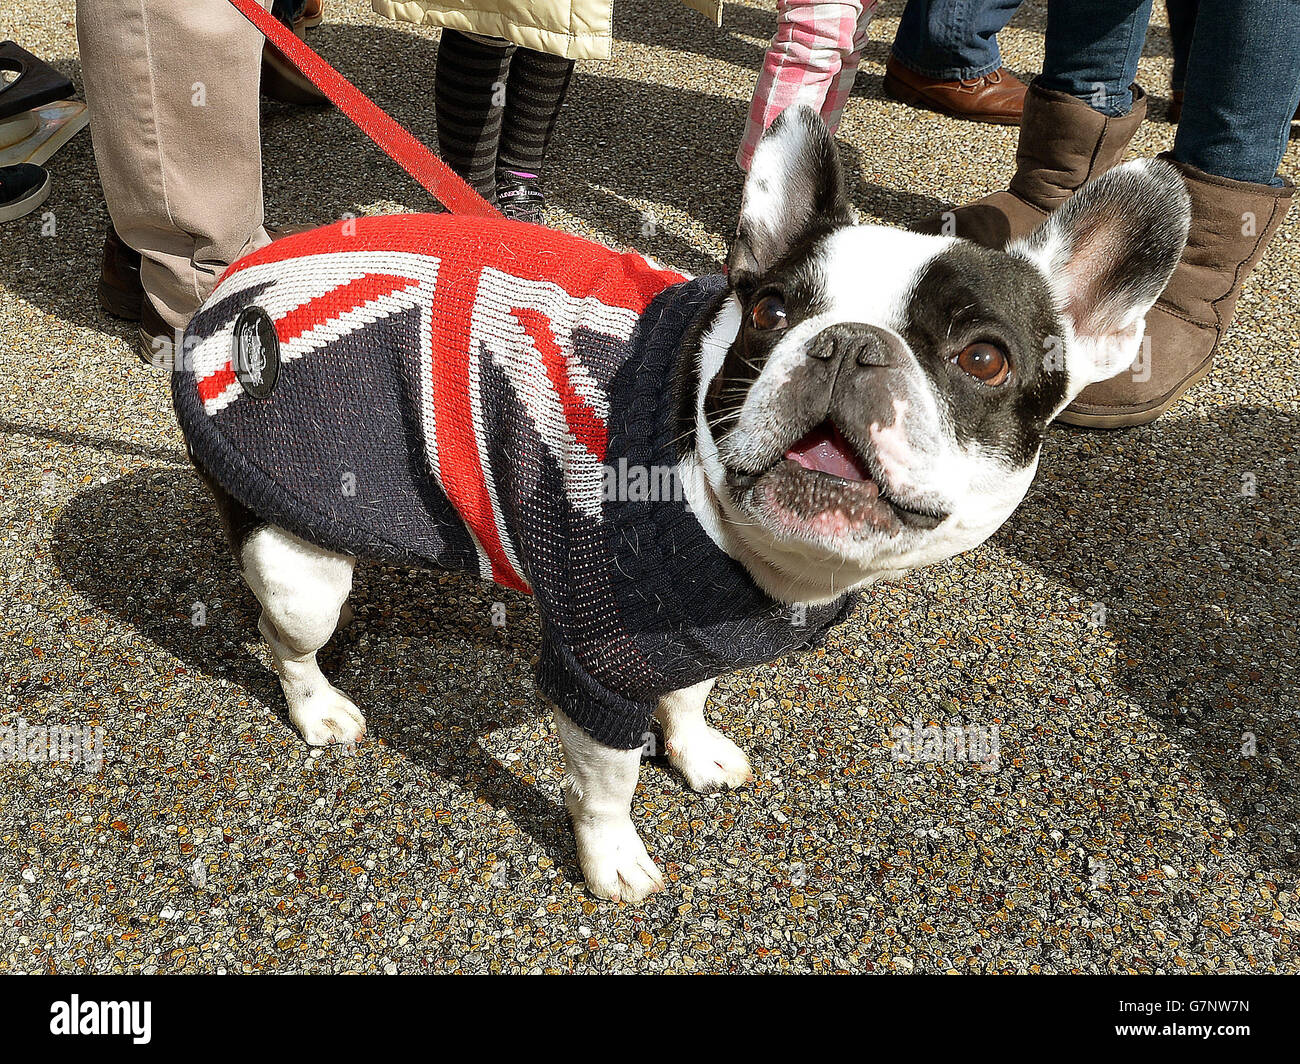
[371,0,723,61]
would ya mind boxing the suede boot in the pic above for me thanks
[913,81,1147,246]
[1059,158,1294,427]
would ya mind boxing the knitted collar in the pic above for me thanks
[603,274,853,648]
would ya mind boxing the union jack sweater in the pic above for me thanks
[173,215,853,748]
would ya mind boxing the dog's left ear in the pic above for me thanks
[1011,158,1191,395]
[729,105,853,289]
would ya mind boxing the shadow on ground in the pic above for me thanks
[49,464,582,875]
[1006,403,1300,868]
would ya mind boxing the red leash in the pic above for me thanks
[228,0,501,218]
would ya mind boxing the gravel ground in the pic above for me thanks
[3,0,1299,974]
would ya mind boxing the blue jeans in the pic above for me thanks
[1165,0,1197,91]
[891,0,1024,80]
[1039,0,1300,185]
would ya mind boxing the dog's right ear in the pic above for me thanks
[729,105,853,289]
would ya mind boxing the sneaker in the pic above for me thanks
[496,171,546,225]
[0,164,51,223]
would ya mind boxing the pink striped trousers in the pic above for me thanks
[737,0,880,170]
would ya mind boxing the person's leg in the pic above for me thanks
[1037,0,1153,115]
[1175,0,1300,185]
[820,1,879,133]
[891,0,1022,80]
[76,0,271,334]
[1164,0,1198,122]
[1164,0,1198,94]
[1059,0,1299,427]
[434,29,515,203]
[883,0,1027,123]
[912,2,1163,255]
[494,46,575,220]
[497,48,575,180]
[736,0,867,170]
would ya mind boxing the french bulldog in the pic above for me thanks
[177,106,1190,902]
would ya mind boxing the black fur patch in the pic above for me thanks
[900,242,1068,467]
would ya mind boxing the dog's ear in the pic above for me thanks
[1011,158,1191,394]
[729,105,853,288]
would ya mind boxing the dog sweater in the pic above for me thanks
[173,214,854,748]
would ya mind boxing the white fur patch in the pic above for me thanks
[241,526,362,746]
[553,708,663,903]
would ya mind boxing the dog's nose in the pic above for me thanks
[808,321,901,368]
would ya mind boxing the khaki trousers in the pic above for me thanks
[75,0,273,329]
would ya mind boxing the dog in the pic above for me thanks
[173,107,1190,902]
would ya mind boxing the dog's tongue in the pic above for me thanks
[784,422,871,482]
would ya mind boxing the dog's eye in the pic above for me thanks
[750,294,787,331]
[955,342,1010,385]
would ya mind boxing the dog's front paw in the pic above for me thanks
[573,815,664,903]
[667,725,754,793]
[289,686,366,746]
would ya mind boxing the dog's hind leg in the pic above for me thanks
[240,525,363,746]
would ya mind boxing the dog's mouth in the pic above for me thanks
[727,420,946,537]
[783,420,874,482]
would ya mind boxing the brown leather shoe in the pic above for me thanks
[1059,158,1295,428]
[101,224,315,331]
[883,55,1027,124]
[911,82,1147,245]
[98,227,143,320]
[138,299,178,369]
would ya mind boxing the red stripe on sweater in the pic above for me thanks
[510,306,608,462]
[197,364,237,405]
[196,272,418,404]
[274,272,417,344]
[431,262,530,594]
